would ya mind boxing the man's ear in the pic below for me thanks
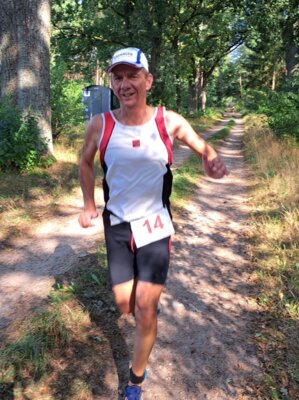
[146,73,154,91]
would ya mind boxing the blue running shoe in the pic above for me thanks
[123,384,142,400]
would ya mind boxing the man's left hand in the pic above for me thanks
[202,154,229,179]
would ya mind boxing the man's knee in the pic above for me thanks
[134,304,157,332]
[134,282,163,331]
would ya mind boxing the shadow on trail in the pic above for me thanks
[0,116,264,399]
[49,259,130,399]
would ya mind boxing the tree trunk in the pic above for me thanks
[123,0,134,43]
[188,59,200,114]
[171,37,181,112]
[239,74,243,98]
[282,16,298,78]
[0,0,53,154]
[199,73,207,113]
[188,78,196,114]
[271,70,276,91]
[200,89,207,113]
[175,72,182,112]
[149,36,164,102]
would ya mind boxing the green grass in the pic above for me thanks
[0,310,69,381]
[208,119,235,144]
[171,154,203,204]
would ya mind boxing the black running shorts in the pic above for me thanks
[103,209,171,286]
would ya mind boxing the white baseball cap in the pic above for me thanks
[106,47,149,73]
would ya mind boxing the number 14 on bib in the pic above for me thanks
[130,208,175,248]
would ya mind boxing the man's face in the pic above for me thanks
[111,64,153,106]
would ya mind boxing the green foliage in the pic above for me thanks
[50,0,298,118]
[186,107,223,120]
[212,55,244,106]
[242,88,270,114]
[51,58,85,137]
[266,91,299,140]
[242,82,299,140]
[0,98,48,172]
[51,0,246,112]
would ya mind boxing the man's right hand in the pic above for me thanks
[78,210,98,228]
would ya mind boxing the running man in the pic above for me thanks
[79,47,229,400]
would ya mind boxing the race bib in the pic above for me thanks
[130,208,175,248]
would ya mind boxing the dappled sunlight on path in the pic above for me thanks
[0,115,262,399]
[0,185,104,335]
[0,118,231,336]
[139,117,262,399]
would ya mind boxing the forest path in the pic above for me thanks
[0,114,263,399]
[0,115,231,338]
[132,116,262,399]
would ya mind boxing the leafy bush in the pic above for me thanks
[242,87,299,140]
[242,89,271,114]
[0,98,48,172]
[266,91,299,140]
[51,58,84,138]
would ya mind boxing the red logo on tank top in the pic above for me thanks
[132,140,140,147]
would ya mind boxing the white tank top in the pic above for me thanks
[99,106,173,224]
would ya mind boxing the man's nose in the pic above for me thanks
[120,76,130,88]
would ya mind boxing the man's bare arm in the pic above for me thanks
[78,115,102,227]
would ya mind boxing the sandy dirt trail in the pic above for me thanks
[0,115,262,399]
[0,116,229,337]
[122,116,262,399]
[86,115,261,399]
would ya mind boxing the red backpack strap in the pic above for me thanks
[155,106,172,165]
[99,112,115,167]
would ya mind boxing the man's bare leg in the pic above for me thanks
[112,280,164,384]
[130,281,164,378]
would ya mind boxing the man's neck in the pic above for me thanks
[114,105,154,126]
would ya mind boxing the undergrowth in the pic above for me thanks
[243,114,299,399]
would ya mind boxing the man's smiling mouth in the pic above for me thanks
[122,92,135,98]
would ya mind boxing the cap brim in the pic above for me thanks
[105,62,144,73]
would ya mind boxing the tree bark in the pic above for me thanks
[199,73,207,113]
[175,71,181,112]
[282,16,298,78]
[188,58,200,113]
[200,89,207,113]
[149,36,164,102]
[239,74,243,97]
[0,0,53,154]
[271,70,276,91]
